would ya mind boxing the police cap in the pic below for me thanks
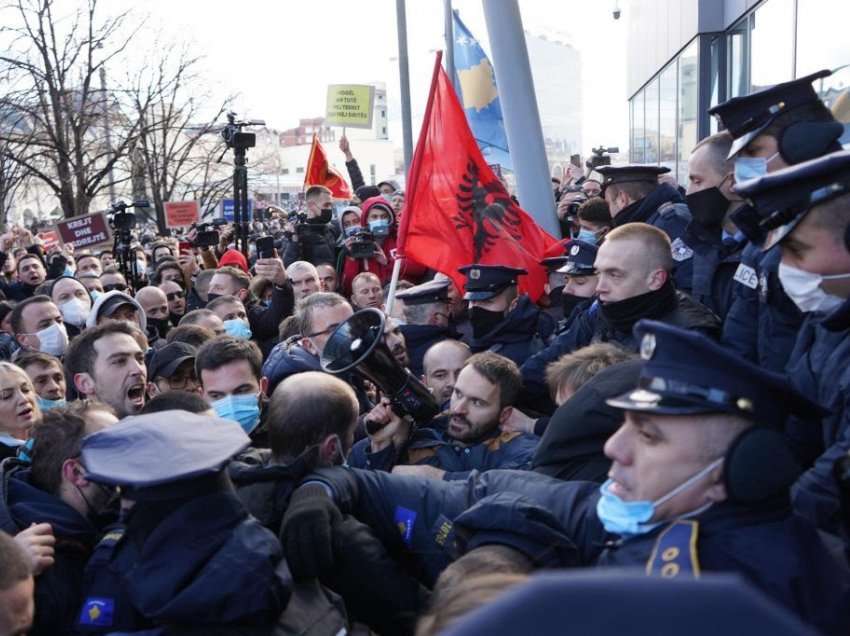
[458,264,526,301]
[541,256,568,271]
[708,69,832,159]
[734,150,850,249]
[394,278,451,306]
[148,342,198,380]
[596,165,669,194]
[556,239,597,276]
[81,410,250,490]
[607,320,824,424]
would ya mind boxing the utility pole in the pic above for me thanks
[99,66,117,204]
[395,0,413,172]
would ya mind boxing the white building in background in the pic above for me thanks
[526,31,583,179]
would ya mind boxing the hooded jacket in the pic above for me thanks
[340,197,427,295]
[0,459,101,635]
[262,336,322,395]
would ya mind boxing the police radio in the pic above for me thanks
[321,308,439,425]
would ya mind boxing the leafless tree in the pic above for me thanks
[0,0,150,218]
[0,134,30,227]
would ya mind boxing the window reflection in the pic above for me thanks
[678,40,698,185]
[632,90,645,163]
[751,0,794,91]
[659,63,677,177]
[645,78,660,164]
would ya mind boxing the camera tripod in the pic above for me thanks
[109,200,149,293]
[220,112,265,259]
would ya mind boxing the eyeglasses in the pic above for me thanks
[103,284,127,292]
[166,373,198,390]
[306,322,342,339]
[166,291,185,301]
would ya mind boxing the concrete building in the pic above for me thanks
[526,31,583,179]
[625,0,850,184]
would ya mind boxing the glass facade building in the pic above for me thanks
[628,0,849,184]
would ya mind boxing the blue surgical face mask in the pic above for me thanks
[223,318,252,340]
[36,396,66,411]
[595,458,722,537]
[576,229,598,246]
[90,290,103,303]
[212,393,261,434]
[368,219,390,237]
[344,225,360,238]
[64,265,76,277]
[734,151,780,183]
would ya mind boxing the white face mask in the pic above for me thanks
[778,262,850,314]
[33,322,69,357]
[59,298,90,327]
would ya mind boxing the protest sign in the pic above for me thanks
[164,201,200,228]
[326,84,375,129]
[56,212,111,249]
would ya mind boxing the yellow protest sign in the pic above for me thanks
[326,84,375,129]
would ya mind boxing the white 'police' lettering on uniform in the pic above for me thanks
[733,263,759,290]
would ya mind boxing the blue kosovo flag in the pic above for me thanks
[451,11,512,170]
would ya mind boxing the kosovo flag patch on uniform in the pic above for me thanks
[79,597,114,626]
[645,520,700,578]
[394,506,417,546]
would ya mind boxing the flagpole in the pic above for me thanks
[396,0,413,172]
[444,0,456,90]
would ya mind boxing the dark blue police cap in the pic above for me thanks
[607,320,824,424]
[458,264,526,301]
[733,150,850,249]
[596,165,669,193]
[394,278,451,306]
[556,239,597,276]
[708,69,832,159]
[442,571,815,636]
[541,256,568,271]
[81,410,250,489]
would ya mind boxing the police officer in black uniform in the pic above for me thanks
[713,69,845,372]
[281,321,850,636]
[396,279,462,377]
[459,264,555,367]
[555,239,599,333]
[597,165,694,292]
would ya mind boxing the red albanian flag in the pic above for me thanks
[397,52,558,301]
[304,134,352,199]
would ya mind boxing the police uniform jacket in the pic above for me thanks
[785,296,850,537]
[520,291,720,404]
[722,244,803,373]
[468,295,555,367]
[349,424,538,480]
[685,223,746,320]
[0,459,101,636]
[612,183,694,292]
[308,467,850,636]
[76,489,288,634]
[399,324,463,377]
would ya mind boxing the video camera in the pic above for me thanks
[586,146,619,170]
[108,200,150,233]
[348,229,377,259]
[193,223,220,249]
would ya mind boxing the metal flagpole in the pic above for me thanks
[396,0,414,172]
[444,0,456,89]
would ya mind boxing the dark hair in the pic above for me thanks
[0,300,14,326]
[463,351,522,408]
[0,530,31,589]
[166,324,216,348]
[153,261,183,286]
[295,292,348,338]
[267,372,358,461]
[196,336,262,382]
[305,185,331,201]
[179,308,216,327]
[278,315,300,341]
[30,401,115,495]
[10,295,52,335]
[141,391,211,415]
[214,266,251,291]
[577,198,613,227]
[16,351,62,374]
[692,130,734,176]
[65,321,141,380]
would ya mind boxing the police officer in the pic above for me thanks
[459,264,555,367]
[713,70,845,372]
[555,239,599,332]
[734,150,850,541]
[396,279,462,377]
[75,411,290,633]
[597,165,693,292]
[281,321,850,635]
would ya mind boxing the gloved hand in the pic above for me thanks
[280,484,341,580]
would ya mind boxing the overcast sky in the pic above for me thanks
[105,1,628,156]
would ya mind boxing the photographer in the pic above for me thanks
[282,185,338,267]
[339,196,427,296]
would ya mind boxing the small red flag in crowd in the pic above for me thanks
[304,135,352,199]
[397,52,558,301]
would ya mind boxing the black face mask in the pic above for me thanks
[205,292,221,305]
[685,186,729,229]
[549,285,564,308]
[309,208,333,225]
[151,317,170,339]
[561,292,587,318]
[600,280,677,333]
[470,306,504,339]
[559,217,574,240]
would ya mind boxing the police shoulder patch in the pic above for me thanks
[393,506,417,547]
[732,263,758,289]
[79,597,115,626]
[670,237,694,262]
[645,520,700,579]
